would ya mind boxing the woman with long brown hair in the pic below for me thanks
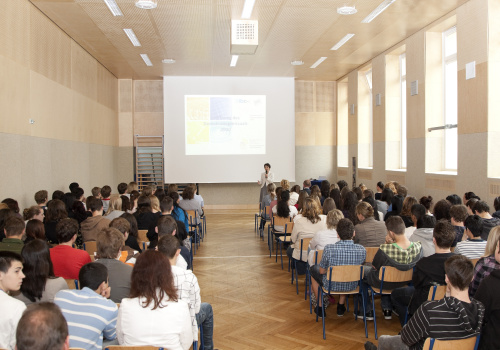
[117,250,192,349]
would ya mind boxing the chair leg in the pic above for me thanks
[309,275,313,314]
[320,288,326,339]
[295,262,299,295]
[371,288,378,340]
[304,267,309,300]
[193,340,198,350]
[361,292,368,338]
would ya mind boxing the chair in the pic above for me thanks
[65,279,79,290]
[428,284,447,301]
[186,210,201,250]
[105,347,165,350]
[292,237,312,295]
[422,335,480,350]
[470,258,479,267]
[83,241,97,259]
[317,265,367,339]
[369,266,413,339]
[269,215,292,255]
[137,229,149,251]
[276,222,294,269]
[255,202,262,233]
[193,322,204,350]
[364,247,379,264]
[260,205,270,242]
[309,250,324,312]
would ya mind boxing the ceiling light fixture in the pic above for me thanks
[230,55,239,67]
[310,57,327,69]
[140,54,153,66]
[330,33,355,50]
[135,0,158,10]
[162,58,176,64]
[124,29,141,47]
[361,0,396,23]
[241,0,256,19]
[103,0,123,16]
[337,6,357,15]
[291,60,304,66]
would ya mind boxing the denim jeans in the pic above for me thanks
[195,302,214,350]
[391,286,415,326]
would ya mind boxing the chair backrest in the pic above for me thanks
[264,205,270,218]
[272,215,292,227]
[299,237,313,260]
[364,247,379,264]
[327,265,364,284]
[422,335,480,350]
[314,250,324,265]
[470,258,479,267]
[137,229,149,243]
[284,222,294,234]
[186,210,198,224]
[378,266,413,284]
[83,241,97,257]
[428,284,447,301]
[105,347,165,350]
[65,279,79,290]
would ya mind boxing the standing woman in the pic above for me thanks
[258,163,274,203]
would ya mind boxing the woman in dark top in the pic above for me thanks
[25,219,46,245]
[319,180,330,206]
[400,196,418,227]
[133,195,158,247]
[44,199,68,244]
[329,188,341,210]
[120,213,142,253]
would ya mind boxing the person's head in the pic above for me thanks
[0,251,24,292]
[280,179,290,191]
[362,196,380,221]
[343,191,360,224]
[141,185,154,197]
[363,189,374,199]
[432,220,455,250]
[23,205,44,222]
[386,216,405,236]
[157,234,180,260]
[330,188,341,209]
[484,226,500,257]
[136,195,152,213]
[449,204,468,225]
[97,227,124,259]
[326,209,343,230]
[322,198,336,215]
[303,179,311,188]
[320,180,331,198]
[117,182,128,195]
[291,184,301,194]
[352,187,363,201]
[464,215,484,238]
[310,185,320,198]
[79,262,108,292]
[380,188,394,206]
[463,191,479,204]
[154,188,166,203]
[446,194,462,206]
[56,218,79,244]
[302,198,321,224]
[109,217,130,238]
[473,200,490,215]
[168,191,180,206]
[52,190,65,201]
[87,196,103,213]
[160,197,174,214]
[494,197,500,212]
[400,196,418,217]
[356,201,374,220]
[2,198,19,213]
[150,195,160,212]
[466,198,479,215]
[129,250,177,310]
[267,183,277,196]
[128,182,138,193]
[100,185,111,199]
[336,218,355,240]
[396,185,407,197]
[73,187,84,201]
[34,190,48,205]
[264,163,271,172]
[358,183,367,192]
[411,204,427,227]
[121,195,131,212]
[106,196,122,215]
[16,302,69,350]
[384,181,397,194]
[0,209,14,236]
[69,182,79,194]
[444,255,474,291]
[157,215,177,237]
[25,219,45,241]
[419,195,433,212]
[167,183,178,194]
[337,180,348,191]
[20,239,54,302]
[182,185,195,200]
[91,187,101,198]
[297,191,309,212]
[275,187,283,202]
[276,190,291,218]
[376,181,384,192]
[4,216,25,238]
[433,199,451,221]
[120,212,138,238]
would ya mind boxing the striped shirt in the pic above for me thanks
[401,297,484,350]
[455,239,487,259]
[54,287,118,350]
[172,265,201,338]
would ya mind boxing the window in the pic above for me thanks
[443,26,457,171]
[400,53,407,169]
[358,68,373,168]
[337,79,349,167]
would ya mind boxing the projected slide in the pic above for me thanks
[185,95,266,155]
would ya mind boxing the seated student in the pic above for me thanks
[44,199,68,244]
[361,216,423,320]
[0,217,25,254]
[179,186,203,230]
[474,238,500,350]
[50,218,92,280]
[100,185,112,214]
[449,204,468,247]
[117,182,128,198]
[117,250,193,349]
[13,239,68,305]
[24,219,46,245]
[94,228,132,303]
[160,197,190,251]
[104,197,125,221]
[119,213,142,253]
[23,205,44,225]
[455,215,487,259]
[302,179,312,195]
[70,187,88,224]
[259,183,276,230]
[34,190,49,213]
[365,255,485,350]
[272,191,298,232]
[55,263,118,350]
[15,302,70,350]
[158,235,215,350]
[469,226,500,298]
[81,196,110,242]
[310,218,366,317]
[289,185,300,206]
[169,191,189,234]
[0,251,26,350]
[391,220,455,326]
[354,202,387,247]
[109,217,140,261]
[134,195,159,247]
[307,209,343,266]
[91,187,102,199]
[409,204,437,257]
[473,200,500,240]
[157,216,189,270]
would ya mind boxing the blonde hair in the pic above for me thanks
[267,183,276,196]
[128,182,138,193]
[326,209,344,230]
[385,182,397,194]
[302,198,321,224]
[484,226,500,257]
[105,197,122,216]
[355,201,374,219]
[150,195,160,213]
[280,179,290,191]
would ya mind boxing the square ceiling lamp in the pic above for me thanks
[135,0,157,9]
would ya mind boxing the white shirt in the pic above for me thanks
[176,255,188,270]
[171,265,201,338]
[0,290,26,350]
[259,171,274,188]
[289,192,299,206]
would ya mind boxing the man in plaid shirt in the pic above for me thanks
[310,218,366,317]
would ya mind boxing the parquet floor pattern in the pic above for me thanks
[194,210,401,349]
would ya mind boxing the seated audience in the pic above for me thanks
[128,190,139,213]
[117,182,128,197]
[450,204,468,247]
[342,191,360,224]
[303,179,312,195]
[376,188,393,218]
[473,200,500,240]
[493,196,500,219]
[362,196,380,221]
[469,226,500,297]
[365,255,484,350]
[374,181,384,200]
[272,191,298,229]
[446,193,462,205]
[0,209,15,241]
[24,219,46,245]
[322,198,336,215]
[354,202,386,247]
[295,190,309,212]
[119,213,142,253]
[289,185,300,206]
[55,263,118,350]
[270,187,282,214]
[109,218,140,263]
[117,250,192,349]
[104,196,124,221]
[308,209,343,266]
[310,218,366,317]
[154,188,166,203]
[409,204,437,257]
[50,218,91,280]
[330,188,341,209]
[188,184,204,214]
[70,187,88,224]
[179,185,203,226]
[100,185,112,214]
[44,199,68,244]
[91,187,102,199]
[15,302,70,350]
[320,180,331,206]
[81,196,110,242]
[455,215,487,259]
[95,228,132,303]
[466,197,479,215]
[0,217,25,254]
[0,251,26,350]
[157,216,190,270]
[432,199,451,221]
[13,239,67,305]
[159,198,189,250]
[463,191,480,206]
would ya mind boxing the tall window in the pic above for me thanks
[400,53,407,169]
[443,26,457,170]
[358,68,373,168]
[337,80,349,167]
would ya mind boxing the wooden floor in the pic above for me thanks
[194,210,401,350]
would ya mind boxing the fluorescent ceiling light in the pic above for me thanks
[230,55,239,67]
[361,0,396,23]
[162,58,176,64]
[330,33,355,50]
[337,6,357,15]
[103,0,123,16]
[140,54,153,66]
[291,60,304,66]
[310,57,327,69]
[241,0,256,19]
[124,29,141,47]
[135,0,158,10]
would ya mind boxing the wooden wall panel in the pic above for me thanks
[295,113,315,146]
[315,82,335,113]
[133,112,164,139]
[71,42,97,101]
[348,70,358,145]
[134,80,163,113]
[314,112,335,146]
[406,31,426,139]
[0,0,30,67]
[425,176,456,191]
[119,79,133,113]
[97,65,118,111]
[457,0,488,69]
[458,63,488,134]
[295,81,314,113]
[372,55,386,143]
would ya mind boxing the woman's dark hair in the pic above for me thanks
[51,191,65,201]
[45,199,67,222]
[353,187,363,201]
[275,187,283,203]
[343,191,359,225]
[433,199,451,221]
[337,180,348,191]
[494,197,500,212]
[73,187,84,200]
[322,198,336,215]
[446,194,462,206]
[276,191,291,218]
[464,192,480,202]
[264,163,271,169]
[181,186,195,200]
[310,185,320,198]
[320,181,331,199]
[419,196,434,211]
[376,181,384,190]
[120,212,138,238]
[2,198,19,214]
[136,195,152,215]
[20,240,55,302]
[26,220,46,241]
[380,188,394,206]
[362,196,380,221]
[130,250,178,310]
[297,191,309,212]
[154,189,166,203]
[120,195,130,213]
[168,191,180,206]
[329,188,341,210]
[291,185,301,194]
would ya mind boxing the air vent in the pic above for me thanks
[410,80,418,96]
[231,20,258,55]
[375,93,381,106]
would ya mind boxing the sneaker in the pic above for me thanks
[337,303,346,317]
[354,310,374,321]
[315,306,326,318]
[383,309,392,320]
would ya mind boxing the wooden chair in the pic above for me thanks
[83,241,97,259]
[65,279,79,290]
[317,265,367,339]
[292,237,312,295]
[255,202,262,233]
[105,347,165,350]
[186,210,201,252]
[137,229,149,251]
[428,284,447,301]
[269,215,292,257]
[470,258,479,267]
[369,266,413,339]
[276,222,294,269]
[422,334,480,350]
[258,205,270,241]
[364,247,379,264]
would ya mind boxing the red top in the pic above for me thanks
[50,245,91,280]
